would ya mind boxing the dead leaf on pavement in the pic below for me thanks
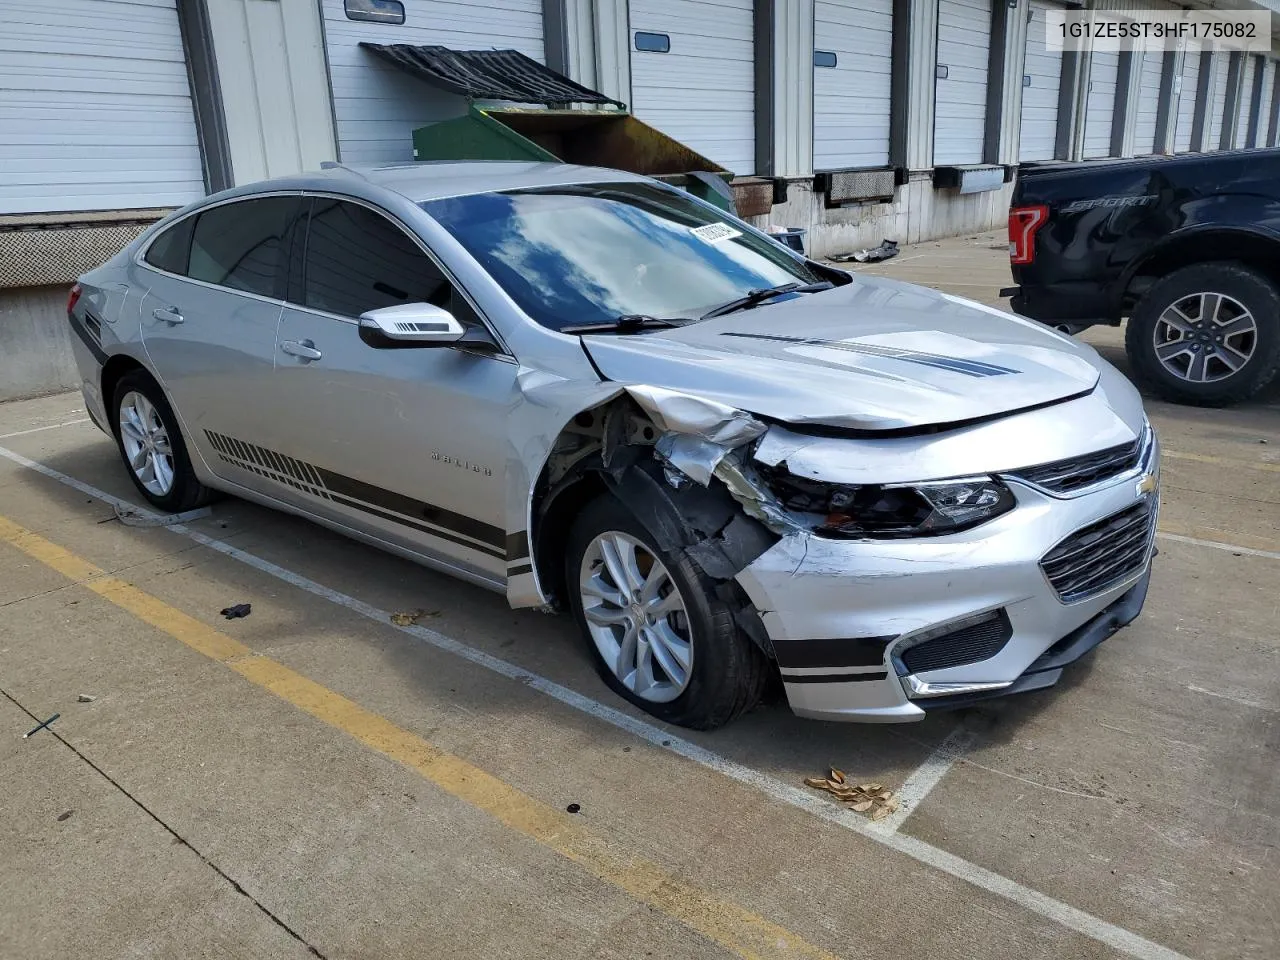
[390,609,439,627]
[803,770,898,820]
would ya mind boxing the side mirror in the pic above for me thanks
[358,302,465,348]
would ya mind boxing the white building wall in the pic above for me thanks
[205,0,337,185]
[0,0,205,214]
[813,0,893,170]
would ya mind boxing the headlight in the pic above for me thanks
[759,469,1016,538]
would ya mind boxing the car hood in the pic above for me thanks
[580,275,1104,430]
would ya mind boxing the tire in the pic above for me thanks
[565,493,768,730]
[112,370,216,512]
[1125,262,1280,406]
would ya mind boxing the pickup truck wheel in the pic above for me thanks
[565,494,767,730]
[1126,263,1280,405]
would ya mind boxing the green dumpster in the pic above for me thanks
[359,43,738,214]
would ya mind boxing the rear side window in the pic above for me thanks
[301,198,449,318]
[188,197,298,298]
[144,216,195,275]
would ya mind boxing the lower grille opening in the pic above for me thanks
[900,610,1013,674]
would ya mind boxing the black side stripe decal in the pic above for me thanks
[771,636,893,670]
[204,430,507,560]
[69,312,109,365]
[506,531,530,563]
[720,332,1017,377]
[314,467,504,551]
[780,671,889,684]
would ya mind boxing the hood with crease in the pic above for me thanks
[580,275,1104,431]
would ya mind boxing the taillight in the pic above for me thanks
[67,282,83,315]
[1008,205,1049,265]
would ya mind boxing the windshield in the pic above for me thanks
[421,182,823,331]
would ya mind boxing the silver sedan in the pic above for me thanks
[67,161,1158,729]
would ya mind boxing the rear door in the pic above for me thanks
[269,195,516,584]
[138,194,303,496]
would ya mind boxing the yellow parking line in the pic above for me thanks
[0,514,839,960]
[1160,449,1280,474]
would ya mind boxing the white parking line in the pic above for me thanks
[0,417,90,440]
[1156,532,1280,561]
[0,442,1194,960]
[871,723,978,834]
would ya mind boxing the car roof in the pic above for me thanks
[267,161,653,203]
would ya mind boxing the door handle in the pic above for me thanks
[280,339,322,361]
[151,305,183,325]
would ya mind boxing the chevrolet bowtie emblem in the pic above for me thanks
[1136,473,1158,497]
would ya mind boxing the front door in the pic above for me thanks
[138,195,302,496]
[268,197,516,584]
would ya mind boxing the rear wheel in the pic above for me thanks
[112,370,216,512]
[565,494,767,729]
[1126,263,1280,405]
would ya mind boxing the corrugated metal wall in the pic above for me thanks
[813,0,894,169]
[934,0,992,165]
[628,0,756,175]
[0,0,205,214]
[1132,50,1164,155]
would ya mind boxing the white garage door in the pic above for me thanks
[1173,42,1200,152]
[1019,1,1062,161]
[935,0,991,165]
[321,0,544,164]
[1208,53,1230,150]
[630,0,755,175]
[813,0,893,169]
[0,0,204,215]
[1254,60,1274,147]
[1132,50,1164,155]
[1082,51,1119,158]
[1234,55,1256,148]
[1254,61,1274,146]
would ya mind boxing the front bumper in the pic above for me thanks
[734,446,1159,722]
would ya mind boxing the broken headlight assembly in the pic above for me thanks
[760,469,1016,538]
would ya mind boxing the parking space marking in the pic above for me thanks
[871,724,978,834]
[0,512,840,960]
[0,417,90,440]
[0,442,1199,960]
[1155,532,1280,561]
[1160,449,1279,473]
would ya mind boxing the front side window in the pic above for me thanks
[187,196,298,298]
[302,199,449,318]
[421,182,821,331]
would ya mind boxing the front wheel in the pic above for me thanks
[565,494,768,729]
[1125,263,1280,405]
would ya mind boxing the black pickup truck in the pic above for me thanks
[1002,150,1280,405]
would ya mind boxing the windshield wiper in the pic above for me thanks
[560,314,695,335]
[700,281,834,320]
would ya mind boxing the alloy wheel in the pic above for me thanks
[1152,291,1257,383]
[118,390,175,496]
[578,531,693,703]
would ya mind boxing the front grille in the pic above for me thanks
[1009,438,1143,494]
[900,611,1013,674]
[1041,499,1156,603]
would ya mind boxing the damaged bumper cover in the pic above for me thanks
[732,448,1158,722]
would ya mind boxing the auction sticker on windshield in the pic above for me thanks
[690,222,743,244]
